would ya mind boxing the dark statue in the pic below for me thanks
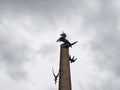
[57,31,78,47]
[52,31,78,84]
[52,68,59,84]
[69,55,77,63]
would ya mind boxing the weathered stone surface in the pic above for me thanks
[59,45,71,90]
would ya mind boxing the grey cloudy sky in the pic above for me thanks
[0,0,120,90]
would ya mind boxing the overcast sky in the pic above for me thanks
[0,0,120,90]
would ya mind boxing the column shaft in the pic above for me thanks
[59,45,71,90]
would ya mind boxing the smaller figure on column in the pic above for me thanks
[69,55,77,63]
[52,68,60,84]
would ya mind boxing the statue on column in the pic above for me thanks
[57,31,78,48]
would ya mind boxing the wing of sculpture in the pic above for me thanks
[70,41,78,47]
[52,68,56,77]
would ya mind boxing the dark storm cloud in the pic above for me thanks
[0,0,82,34]
[79,0,119,28]
[0,30,30,80]
[0,0,77,19]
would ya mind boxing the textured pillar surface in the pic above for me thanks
[59,45,71,90]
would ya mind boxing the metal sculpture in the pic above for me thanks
[52,68,59,84]
[57,31,78,47]
[52,31,78,89]
[69,55,77,63]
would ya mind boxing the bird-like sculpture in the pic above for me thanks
[69,55,77,63]
[57,31,78,48]
[52,68,59,84]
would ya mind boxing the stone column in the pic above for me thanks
[59,45,71,90]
